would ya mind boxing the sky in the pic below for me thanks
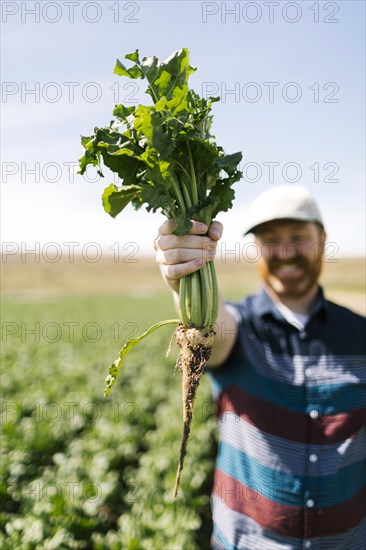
[1,0,365,260]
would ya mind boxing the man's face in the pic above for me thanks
[254,219,326,299]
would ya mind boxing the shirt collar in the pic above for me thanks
[253,285,328,321]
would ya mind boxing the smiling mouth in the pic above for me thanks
[272,264,304,277]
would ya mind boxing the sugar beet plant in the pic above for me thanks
[78,48,242,496]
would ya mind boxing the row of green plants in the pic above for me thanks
[1,295,217,549]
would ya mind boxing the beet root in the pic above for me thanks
[173,325,215,497]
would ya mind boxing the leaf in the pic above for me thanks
[134,105,174,158]
[104,319,180,396]
[155,84,189,116]
[140,55,160,83]
[157,48,196,99]
[78,135,100,175]
[140,48,196,103]
[214,151,243,176]
[80,135,94,149]
[208,180,236,217]
[102,183,141,218]
[77,150,100,176]
[125,49,140,63]
[103,152,141,181]
[172,211,193,236]
[113,104,136,121]
[140,184,176,215]
[140,149,173,188]
[114,58,143,79]
[191,199,220,227]
[144,164,171,189]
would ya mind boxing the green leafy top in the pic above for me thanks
[78,48,242,235]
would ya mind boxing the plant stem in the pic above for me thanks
[171,176,187,213]
[104,318,181,396]
[201,263,213,330]
[208,261,219,328]
[186,142,199,206]
[179,277,190,326]
[179,177,193,210]
[190,272,202,327]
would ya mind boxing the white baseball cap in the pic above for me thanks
[243,185,325,235]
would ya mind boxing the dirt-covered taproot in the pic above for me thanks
[173,325,215,497]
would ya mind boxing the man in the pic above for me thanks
[154,185,365,549]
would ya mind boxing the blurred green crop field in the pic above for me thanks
[1,292,217,549]
[1,255,365,548]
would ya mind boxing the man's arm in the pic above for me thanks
[154,219,238,367]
